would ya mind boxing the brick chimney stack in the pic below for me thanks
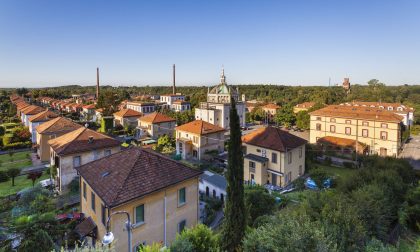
[172,64,176,95]
[96,67,100,99]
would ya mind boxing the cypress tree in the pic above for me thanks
[221,98,246,251]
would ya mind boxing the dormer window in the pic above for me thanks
[388,106,393,111]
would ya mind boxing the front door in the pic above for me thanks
[380,148,387,157]
[271,174,277,185]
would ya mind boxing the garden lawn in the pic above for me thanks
[0,151,32,171]
[314,164,356,178]
[0,173,49,197]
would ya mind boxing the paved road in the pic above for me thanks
[400,135,420,170]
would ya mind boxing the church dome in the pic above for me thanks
[208,68,238,95]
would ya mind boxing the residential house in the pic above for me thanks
[199,171,226,202]
[160,94,190,111]
[175,120,225,160]
[113,109,142,128]
[49,127,121,191]
[127,101,156,114]
[137,112,176,139]
[242,126,307,187]
[35,117,83,162]
[81,104,97,122]
[28,110,58,143]
[20,105,45,126]
[75,147,202,251]
[309,105,404,157]
[171,101,191,112]
[294,102,316,113]
[262,103,280,122]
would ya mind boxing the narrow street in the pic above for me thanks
[400,135,420,170]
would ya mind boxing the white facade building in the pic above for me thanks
[199,171,227,202]
[194,69,246,129]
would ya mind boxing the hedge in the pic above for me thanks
[1,141,32,150]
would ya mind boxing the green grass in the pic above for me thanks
[313,164,356,178]
[0,173,49,197]
[0,151,32,171]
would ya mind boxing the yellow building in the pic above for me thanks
[113,108,143,128]
[137,112,176,139]
[75,147,202,251]
[175,120,225,160]
[242,127,307,187]
[35,117,83,162]
[293,102,315,113]
[48,127,121,191]
[262,103,280,121]
[309,105,404,157]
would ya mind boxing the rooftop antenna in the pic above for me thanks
[172,64,176,95]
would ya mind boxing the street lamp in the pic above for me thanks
[102,211,134,252]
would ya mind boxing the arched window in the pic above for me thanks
[206,186,209,197]
[213,189,216,198]
[220,193,224,202]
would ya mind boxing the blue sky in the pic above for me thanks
[0,0,419,87]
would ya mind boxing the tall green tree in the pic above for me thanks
[7,168,20,186]
[220,98,246,251]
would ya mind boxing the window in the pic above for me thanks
[299,147,303,158]
[83,182,87,199]
[193,136,198,144]
[213,189,216,198]
[135,204,144,224]
[299,165,303,176]
[271,153,277,163]
[91,192,96,212]
[178,187,186,206]
[345,127,351,135]
[249,161,255,168]
[362,121,369,126]
[242,146,247,155]
[288,152,292,164]
[380,131,388,140]
[316,123,321,131]
[362,129,369,137]
[330,125,335,133]
[345,120,351,124]
[256,149,261,153]
[330,118,336,123]
[104,149,111,156]
[178,220,186,233]
[316,117,321,121]
[381,123,388,128]
[73,156,81,168]
[93,150,100,160]
[101,204,106,226]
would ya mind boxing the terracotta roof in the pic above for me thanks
[172,100,190,105]
[36,117,83,134]
[28,110,58,122]
[21,105,45,115]
[48,127,121,156]
[317,136,367,153]
[242,126,307,152]
[310,105,404,123]
[16,102,30,110]
[339,101,414,112]
[113,108,143,118]
[139,112,175,124]
[76,147,202,207]
[127,101,155,106]
[176,120,225,135]
[82,104,96,109]
[295,102,315,108]
[263,103,280,110]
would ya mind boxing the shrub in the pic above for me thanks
[343,161,355,169]
[170,224,219,252]
[2,141,32,150]
[68,177,80,193]
[0,170,9,182]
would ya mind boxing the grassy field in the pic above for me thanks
[0,151,32,171]
[0,173,49,197]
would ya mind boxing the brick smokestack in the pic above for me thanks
[172,64,176,95]
[96,67,100,99]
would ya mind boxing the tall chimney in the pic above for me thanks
[172,64,176,95]
[96,67,100,99]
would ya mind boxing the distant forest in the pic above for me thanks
[4,80,420,123]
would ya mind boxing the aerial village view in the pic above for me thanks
[0,1,419,252]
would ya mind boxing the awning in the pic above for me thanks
[267,169,284,177]
[74,217,97,238]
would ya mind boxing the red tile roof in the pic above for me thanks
[263,103,281,110]
[309,105,403,123]
[76,147,202,207]
[339,101,414,112]
[295,102,315,108]
[139,112,175,124]
[176,120,225,135]
[113,108,143,118]
[82,104,96,109]
[48,127,121,156]
[28,110,58,122]
[21,105,45,115]
[242,126,307,152]
[36,117,83,134]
